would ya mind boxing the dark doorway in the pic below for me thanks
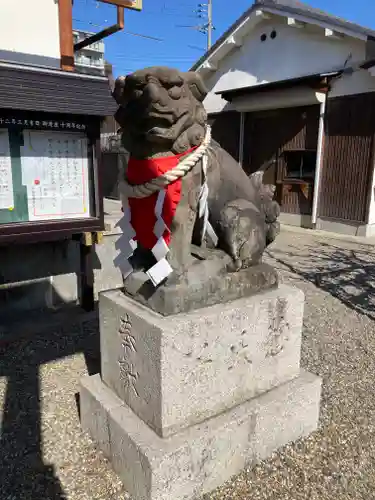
[243,104,320,216]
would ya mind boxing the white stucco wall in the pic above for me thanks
[0,0,60,67]
[330,68,375,98]
[201,16,375,114]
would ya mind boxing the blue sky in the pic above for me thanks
[73,0,375,77]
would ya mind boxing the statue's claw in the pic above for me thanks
[227,258,242,272]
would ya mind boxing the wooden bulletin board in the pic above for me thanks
[0,109,103,245]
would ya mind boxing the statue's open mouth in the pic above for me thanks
[146,111,190,142]
[147,112,174,125]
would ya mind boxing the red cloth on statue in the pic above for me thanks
[126,148,196,250]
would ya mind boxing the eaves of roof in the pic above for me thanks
[191,0,375,72]
[0,61,115,116]
[216,70,343,101]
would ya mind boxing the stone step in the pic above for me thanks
[80,369,321,500]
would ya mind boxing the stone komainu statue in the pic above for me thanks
[113,67,280,287]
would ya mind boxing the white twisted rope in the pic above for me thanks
[121,126,212,198]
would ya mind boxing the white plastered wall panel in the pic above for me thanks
[0,0,60,67]
[200,15,375,114]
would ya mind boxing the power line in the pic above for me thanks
[77,0,197,18]
[112,52,196,59]
[112,55,197,62]
[176,1,214,50]
[73,0,212,45]
[73,18,164,41]
[123,31,164,41]
[73,18,107,27]
[74,18,207,50]
[188,44,205,52]
[73,3,206,69]
[144,5,198,18]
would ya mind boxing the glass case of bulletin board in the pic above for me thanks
[0,109,103,245]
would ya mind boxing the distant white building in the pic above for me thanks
[0,3,106,76]
[192,0,375,237]
[73,30,105,75]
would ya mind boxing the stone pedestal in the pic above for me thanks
[80,285,321,500]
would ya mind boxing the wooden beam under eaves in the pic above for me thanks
[226,35,242,48]
[325,28,343,39]
[287,17,305,28]
[202,61,217,72]
[255,10,271,20]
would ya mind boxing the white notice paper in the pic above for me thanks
[21,130,91,221]
[0,130,14,210]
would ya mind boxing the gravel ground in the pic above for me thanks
[1,228,375,499]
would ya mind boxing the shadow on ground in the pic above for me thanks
[267,240,375,320]
[0,307,100,500]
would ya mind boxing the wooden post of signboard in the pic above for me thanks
[74,6,125,52]
[72,0,142,53]
[59,0,75,71]
[79,233,95,311]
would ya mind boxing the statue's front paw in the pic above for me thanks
[226,258,242,272]
[264,200,280,224]
[266,221,280,245]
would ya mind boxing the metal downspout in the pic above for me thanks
[311,92,327,225]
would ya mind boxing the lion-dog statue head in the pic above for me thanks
[113,67,208,158]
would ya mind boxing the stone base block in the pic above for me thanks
[80,370,321,500]
[100,285,304,438]
[124,257,278,316]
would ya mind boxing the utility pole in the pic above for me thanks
[207,0,212,50]
[176,2,214,51]
[199,1,213,50]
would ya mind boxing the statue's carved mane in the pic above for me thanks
[113,67,208,158]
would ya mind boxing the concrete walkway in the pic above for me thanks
[281,222,375,247]
[1,229,375,499]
